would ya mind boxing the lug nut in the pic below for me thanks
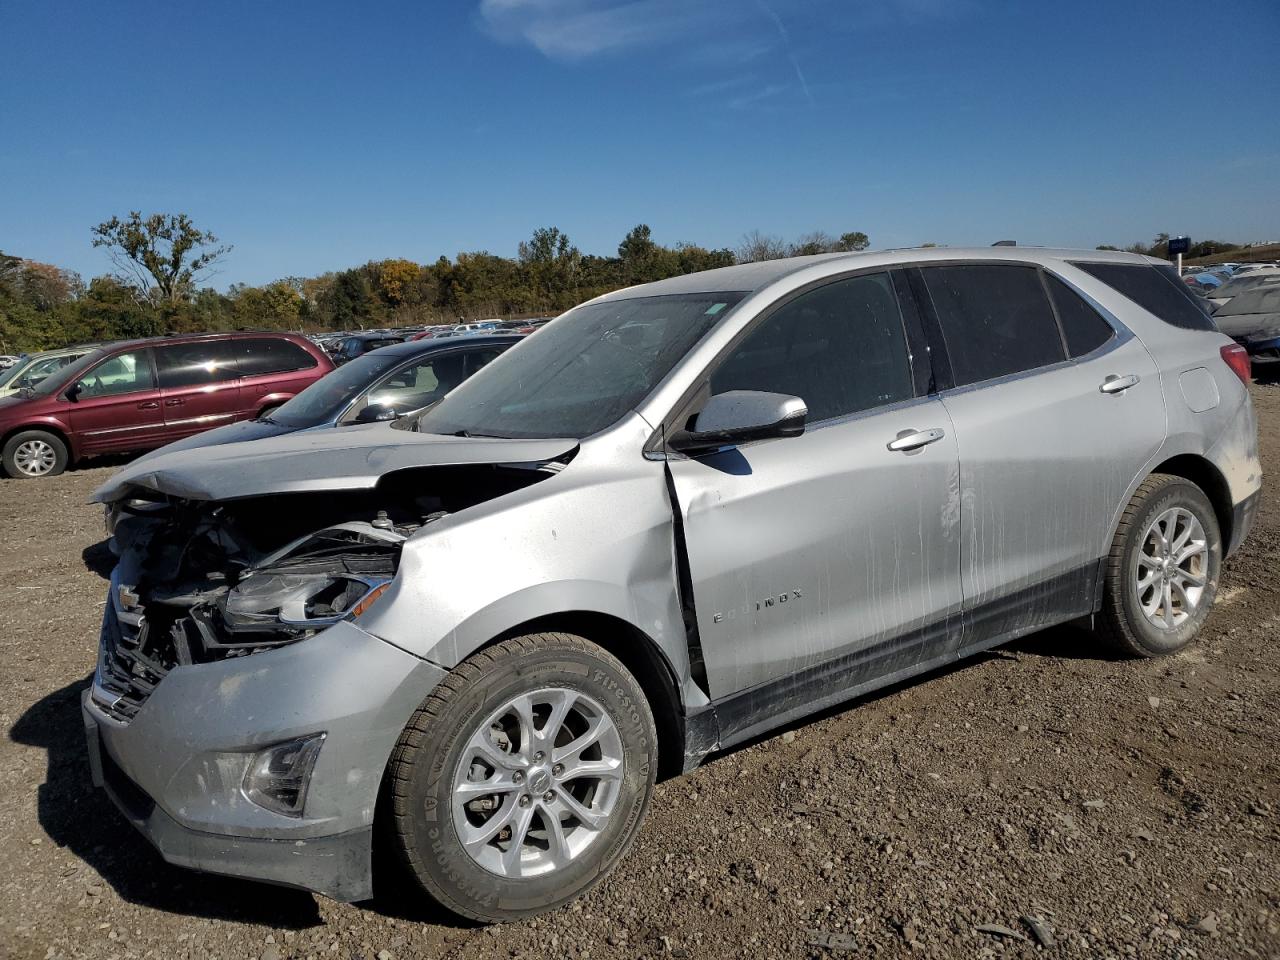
[533,751,546,763]
[552,763,564,777]
[512,770,525,784]
[543,790,555,802]
[518,795,531,807]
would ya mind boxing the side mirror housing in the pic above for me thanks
[352,403,399,424]
[668,390,807,455]
[64,382,83,402]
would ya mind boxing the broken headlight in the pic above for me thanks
[222,573,391,631]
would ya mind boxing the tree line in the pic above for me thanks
[0,214,875,354]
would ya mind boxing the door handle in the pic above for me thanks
[164,398,185,407]
[137,401,159,410]
[1100,373,1140,394]
[887,427,945,452]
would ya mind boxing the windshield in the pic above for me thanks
[414,292,745,440]
[269,349,406,427]
[0,356,32,388]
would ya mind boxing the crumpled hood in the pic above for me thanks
[129,417,296,465]
[93,422,578,503]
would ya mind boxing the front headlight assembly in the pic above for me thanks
[222,573,391,630]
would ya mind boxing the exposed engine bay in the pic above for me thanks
[96,464,556,720]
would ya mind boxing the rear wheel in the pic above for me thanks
[2,430,68,479]
[386,633,657,922]
[1097,474,1221,656]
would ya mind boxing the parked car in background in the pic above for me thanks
[0,344,107,398]
[85,247,1257,921]
[1206,273,1280,309]
[0,332,332,478]
[0,356,18,370]
[331,332,407,365]
[136,334,522,458]
[1212,285,1280,379]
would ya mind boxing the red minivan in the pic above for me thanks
[0,332,334,478]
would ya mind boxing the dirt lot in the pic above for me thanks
[2,390,1279,960]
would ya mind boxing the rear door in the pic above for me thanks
[912,262,1164,647]
[155,340,242,441]
[64,348,166,454]
[667,271,963,710]
[232,337,323,416]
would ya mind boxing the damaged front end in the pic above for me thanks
[94,453,566,723]
[98,503,413,721]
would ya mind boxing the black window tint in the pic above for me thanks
[235,338,318,376]
[465,348,504,376]
[921,264,1065,386]
[1071,262,1215,331]
[1046,275,1115,357]
[156,341,240,388]
[711,273,914,422]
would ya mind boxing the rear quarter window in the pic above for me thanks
[1070,262,1216,332]
[235,338,319,376]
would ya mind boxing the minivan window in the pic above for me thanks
[711,273,914,422]
[156,341,240,388]
[414,293,745,440]
[921,264,1065,387]
[1071,262,1216,331]
[73,350,155,398]
[1046,275,1115,358]
[235,337,318,376]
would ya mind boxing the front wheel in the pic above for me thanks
[2,430,68,479]
[386,633,657,922]
[1097,474,1222,657]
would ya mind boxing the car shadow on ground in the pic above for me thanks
[10,676,326,928]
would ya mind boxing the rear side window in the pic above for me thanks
[1071,262,1215,331]
[920,264,1065,387]
[156,341,240,388]
[711,272,914,422]
[234,338,318,376]
[1045,275,1115,358]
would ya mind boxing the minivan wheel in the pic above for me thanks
[2,430,68,479]
[1098,474,1221,657]
[386,633,657,922]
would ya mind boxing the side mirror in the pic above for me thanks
[668,390,807,455]
[352,403,399,424]
[64,382,83,401]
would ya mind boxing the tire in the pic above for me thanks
[2,430,68,479]
[387,633,658,922]
[1097,474,1221,657]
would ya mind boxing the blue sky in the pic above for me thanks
[2,0,1278,287]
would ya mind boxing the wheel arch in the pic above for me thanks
[1148,453,1234,549]
[483,612,687,782]
[1,420,76,463]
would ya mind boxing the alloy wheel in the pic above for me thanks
[1133,506,1207,629]
[450,687,624,879]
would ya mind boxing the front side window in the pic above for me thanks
[271,351,405,428]
[75,350,155,398]
[156,341,240,388]
[710,273,914,422]
[921,264,1065,387]
[1046,275,1115,358]
[415,293,744,439]
[356,352,468,420]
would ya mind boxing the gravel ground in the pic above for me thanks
[2,388,1279,960]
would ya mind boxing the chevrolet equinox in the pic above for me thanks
[84,248,1260,921]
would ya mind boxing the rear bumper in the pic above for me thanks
[84,697,374,900]
[1228,488,1261,558]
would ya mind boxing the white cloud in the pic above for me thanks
[478,0,720,60]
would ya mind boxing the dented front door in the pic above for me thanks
[668,397,963,702]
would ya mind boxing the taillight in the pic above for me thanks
[1220,343,1251,385]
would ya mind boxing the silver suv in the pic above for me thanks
[84,248,1260,921]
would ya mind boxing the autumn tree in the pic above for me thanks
[91,212,231,305]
